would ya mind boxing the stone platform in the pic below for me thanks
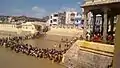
[63,40,114,68]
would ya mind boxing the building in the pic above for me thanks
[47,11,81,26]
[81,0,120,42]
[21,22,39,34]
[47,12,66,25]
[49,12,59,25]
[0,20,2,23]
[58,12,66,25]
[74,13,82,26]
[0,21,49,35]
[65,11,77,25]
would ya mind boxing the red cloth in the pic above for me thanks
[108,35,113,41]
[93,35,101,42]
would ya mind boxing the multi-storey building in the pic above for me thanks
[49,13,59,25]
[58,12,66,25]
[47,11,82,26]
[65,11,77,25]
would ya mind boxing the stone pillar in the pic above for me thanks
[110,15,114,32]
[83,12,88,40]
[101,13,104,35]
[93,13,96,33]
[103,9,108,42]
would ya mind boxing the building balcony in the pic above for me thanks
[82,0,120,7]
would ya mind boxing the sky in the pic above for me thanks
[0,0,84,18]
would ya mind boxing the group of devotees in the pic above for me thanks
[0,32,82,64]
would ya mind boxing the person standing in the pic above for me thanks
[59,44,61,50]
[54,44,57,48]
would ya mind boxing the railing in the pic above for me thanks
[83,0,120,6]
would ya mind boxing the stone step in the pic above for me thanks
[75,40,114,54]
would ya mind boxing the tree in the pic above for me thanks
[43,26,49,32]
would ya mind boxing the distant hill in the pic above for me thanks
[0,15,49,22]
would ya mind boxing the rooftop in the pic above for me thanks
[81,0,120,7]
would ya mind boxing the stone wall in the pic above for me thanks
[63,41,113,68]
[0,24,18,32]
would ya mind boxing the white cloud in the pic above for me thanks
[77,2,81,5]
[58,6,76,12]
[30,6,47,18]
[32,6,46,13]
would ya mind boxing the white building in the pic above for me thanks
[48,12,59,25]
[8,17,13,23]
[7,16,25,24]
[47,11,81,25]
[0,20,2,23]
[75,13,82,25]
[65,11,77,25]
[21,22,38,34]
[0,21,48,35]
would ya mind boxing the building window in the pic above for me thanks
[26,27,28,29]
[71,13,75,16]
[71,18,74,21]
[51,16,52,19]
[54,14,58,17]
[50,20,52,23]
[99,20,100,24]
[53,19,57,22]
[77,13,80,16]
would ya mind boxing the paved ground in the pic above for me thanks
[46,28,83,37]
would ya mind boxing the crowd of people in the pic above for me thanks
[0,36,66,63]
[86,31,115,45]
[60,36,81,49]
[0,32,81,64]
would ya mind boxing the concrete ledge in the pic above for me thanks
[75,40,114,54]
[79,46,113,57]
[63,40,113,68]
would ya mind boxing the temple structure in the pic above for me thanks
[81,0,120,43]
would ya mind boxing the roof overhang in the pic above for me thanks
[81,2,120,8]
